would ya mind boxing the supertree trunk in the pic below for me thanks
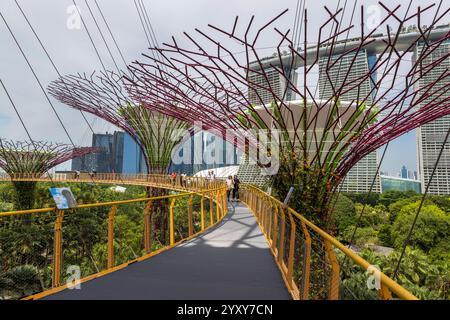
[146,186,169,247]
[11,181,37,212]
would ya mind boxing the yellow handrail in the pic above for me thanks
[0,173,228,300]
[241,184,417,300]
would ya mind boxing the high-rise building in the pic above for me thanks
[72,132,125,173]
[415,40,450,195]
[401,165,408,179]
[318,49,381,193]
[239,63,298,186]
[247,64,298,105]
[122,133,147,174]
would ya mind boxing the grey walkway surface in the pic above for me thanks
[44,203,291,300]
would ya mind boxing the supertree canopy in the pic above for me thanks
[0,139,96,210]
[48,72,189,175]
[124,3,450,228]
[48,72,190,246]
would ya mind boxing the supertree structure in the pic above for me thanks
[0,139,96,210]
[47,71,189,245]
[48,71,189,175]
[125,3,450,229]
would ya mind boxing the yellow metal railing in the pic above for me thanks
[0,174,227,300]
[241,184,417,300]
[0,173,417,300]
[0,172,223,191]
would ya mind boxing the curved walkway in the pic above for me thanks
[43,202,291,300]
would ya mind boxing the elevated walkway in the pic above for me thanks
[43,203,291,300]
[0,173,416,300]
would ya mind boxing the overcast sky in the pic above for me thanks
[0,0,446,174]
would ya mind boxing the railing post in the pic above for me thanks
[143,200,153,254]
[216,190,220,221]
[324,240,340,300]
[286,211,296,289]
[209,192,214,226]
[379,283,393,300]
[52,210,64,288]
[268,202,273,242]
[256,193,261,220]
[300,221,311,300]
[169,198,176,245]
[222,189,227,217]
[200,192,205,230]
[278,207,286,264]
[188,194,194,236]
[272,204,279,253]
[264,198,269,232]
[260,196,265,229]
[107,205,117,269]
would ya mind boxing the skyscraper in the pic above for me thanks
[318,49,381,193]
[401,165,408,179]
[240,61,298,186]
[415,40,450,195]
[247,62,298,105]
[72,132,125,173]
[122,133,147,174]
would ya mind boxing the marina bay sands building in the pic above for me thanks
[318,49,381,193]
[415,39,450,195]
[242,24,450,193]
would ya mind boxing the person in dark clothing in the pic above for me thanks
[226,176,234,201]
[232,175,240,202]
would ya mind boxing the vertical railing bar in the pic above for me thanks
[143,200,153,254]
[209,192,214,226]
[324,240,340,300]
[278,206,286,265]
[300,221,311,300]
[52,210,64,288]
[169,198,176,246]
[107,205,117,269]
[188,194,194,236]
[287,212,296,289]
[200,192,205,231]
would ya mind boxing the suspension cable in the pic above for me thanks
[0,10,76,147]
[92,0,128,69]
[83,0,121,75]
[72,0,107,74]
[14,0,95,135]
[133,0,152,47]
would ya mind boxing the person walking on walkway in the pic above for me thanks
[171,172,177,186]
[226,175,234,201]
[232,175,240,202]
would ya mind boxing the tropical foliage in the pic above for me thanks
[333,190,450,300]
[0,180,215,299]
